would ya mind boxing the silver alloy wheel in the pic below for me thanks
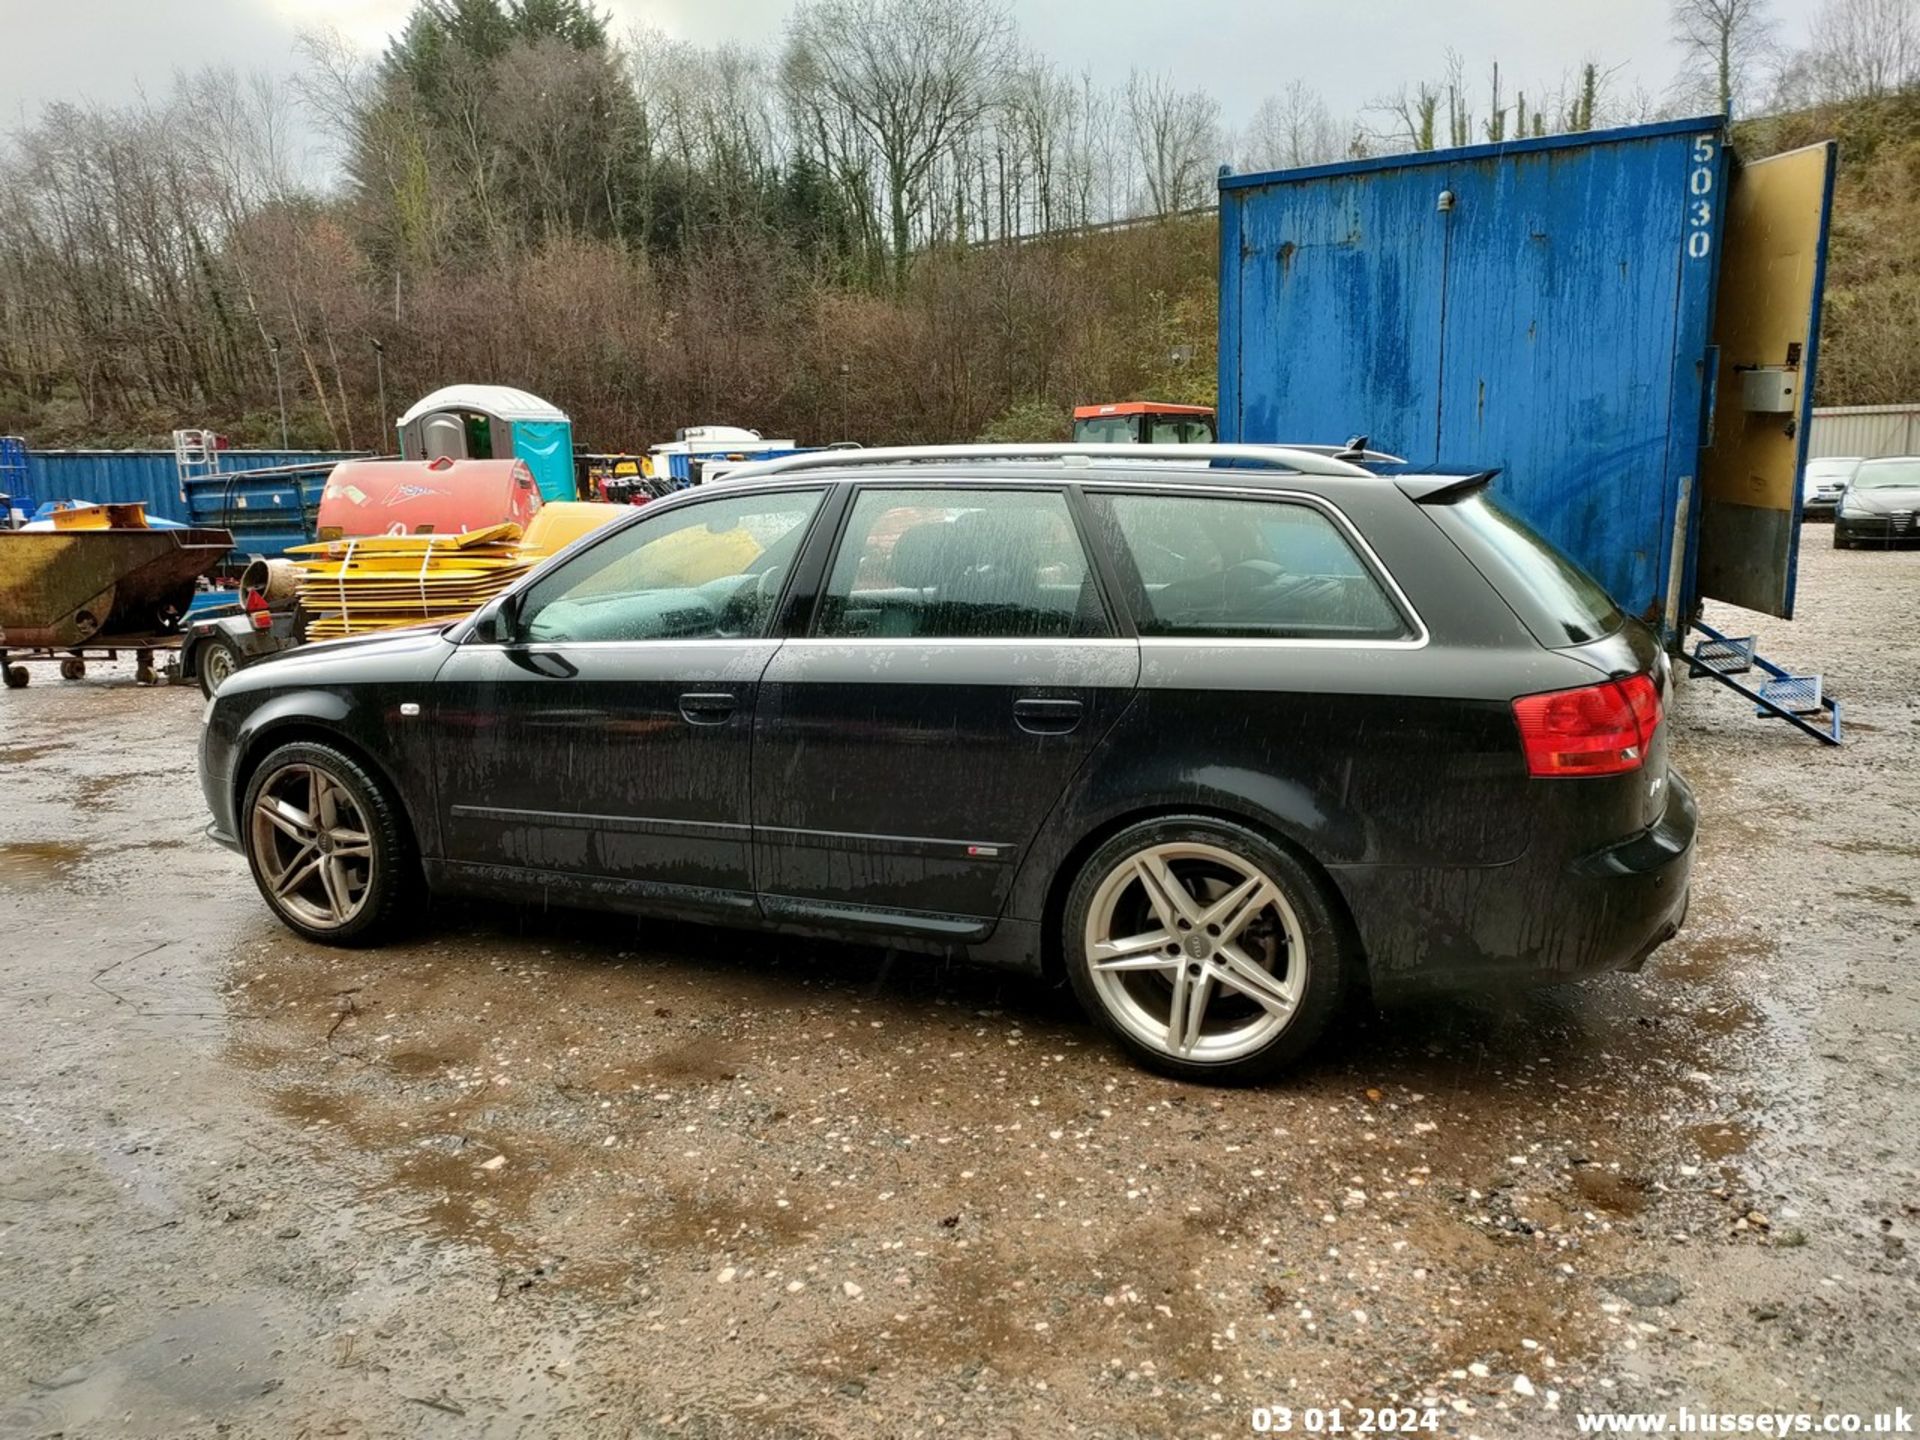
[1083,840,1306,1064]
[249,762,375,930]
[202,644,235,693]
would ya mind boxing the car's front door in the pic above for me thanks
[752,483,1139,935]
[431,485,827,917]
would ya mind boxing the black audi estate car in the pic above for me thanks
[200,444,1695,1082]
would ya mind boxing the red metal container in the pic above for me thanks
[315,458,542,540]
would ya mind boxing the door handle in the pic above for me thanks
[678,691,737,725]
[1013,697,1084,735]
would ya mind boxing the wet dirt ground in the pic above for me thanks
[0,535,1915,1438]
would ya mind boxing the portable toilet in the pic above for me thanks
[396,385,575,503]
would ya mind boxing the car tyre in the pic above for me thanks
[1832,529,1851,549]
[240,740,417,947]
[198,635,242,698]
[1063,816,1352,1084]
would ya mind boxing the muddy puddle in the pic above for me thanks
[0,839,85,886]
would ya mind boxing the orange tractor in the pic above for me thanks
[1070,401,1216,445]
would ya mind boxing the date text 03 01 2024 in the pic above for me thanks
[1251,1406,1444,1434]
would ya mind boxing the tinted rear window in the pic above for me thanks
[1428,490,1623,647]
[1093,492,1410,641]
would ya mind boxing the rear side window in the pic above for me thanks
[815,488,1108,639]
[1091,492,1410,640]
[1428,490,1622,647]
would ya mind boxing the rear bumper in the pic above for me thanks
[1335,770,1697,998]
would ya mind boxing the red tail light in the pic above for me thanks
[1512,673,1662,777]
[242,587,273,630]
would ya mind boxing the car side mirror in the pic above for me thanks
[473,591,521,644]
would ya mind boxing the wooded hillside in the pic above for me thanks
[0,0,1913,452]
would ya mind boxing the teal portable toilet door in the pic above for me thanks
[512,420,575,503]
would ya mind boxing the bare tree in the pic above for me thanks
[1483,60,1510,141]
[783,0,1014,284]
[1669,0,1777,114]
[1794,0,1920,102]
[1003,58,1080,235]
[1074,75,1126,226]
[1243,81,1342,170]
[1123,70,1220,215]
[1366,77,1441,153]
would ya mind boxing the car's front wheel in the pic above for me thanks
[240,741,415,946]
[1063,817,1351,1083]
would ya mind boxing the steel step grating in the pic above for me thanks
[1690,633,1756,677]
[1754,673,1823,717]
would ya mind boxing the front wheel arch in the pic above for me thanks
[232,720,425,865]
[239,738,419,945]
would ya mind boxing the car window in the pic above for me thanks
[1147,418,1214,444]
[815,488,1108,640]
[1074,416,1137,444]
[1852,458,1920,490]
[1091,492,1409,641]
[1425,488,1623,647]
[515,489,823,643]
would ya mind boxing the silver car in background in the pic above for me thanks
[1801,456,1860,520]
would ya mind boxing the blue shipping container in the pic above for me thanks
[24,449,362,558]
[1218,117,1834,632]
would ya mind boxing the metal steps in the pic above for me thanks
[1685,620,1841,745]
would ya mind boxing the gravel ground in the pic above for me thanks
[0,534,1914,1439]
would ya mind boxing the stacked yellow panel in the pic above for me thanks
[288,524,531,639]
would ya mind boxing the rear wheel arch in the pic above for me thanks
[1037,802,1368,986]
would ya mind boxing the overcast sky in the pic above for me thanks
[3,0,1822,149]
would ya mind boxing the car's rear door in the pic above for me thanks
[751,482,1138,936]
[430,485,827,918]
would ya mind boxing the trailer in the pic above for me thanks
[0,511,234,688]
[1217,115,1839,740]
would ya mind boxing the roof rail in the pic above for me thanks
[715,442,1383,483]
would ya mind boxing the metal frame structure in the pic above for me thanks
[718,442,1385,484]
[1686,619,1842,746]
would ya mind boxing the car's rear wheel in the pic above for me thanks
[241,741,414,946]
[1063,817,1351,1083]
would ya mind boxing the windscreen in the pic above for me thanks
[1852,459,1920,490]
[1073,416,1137,444]
[1428,490,1624,648]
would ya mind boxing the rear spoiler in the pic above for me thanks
[1394,469,1499,503]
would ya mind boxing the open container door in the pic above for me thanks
[1695,140,1836,619]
